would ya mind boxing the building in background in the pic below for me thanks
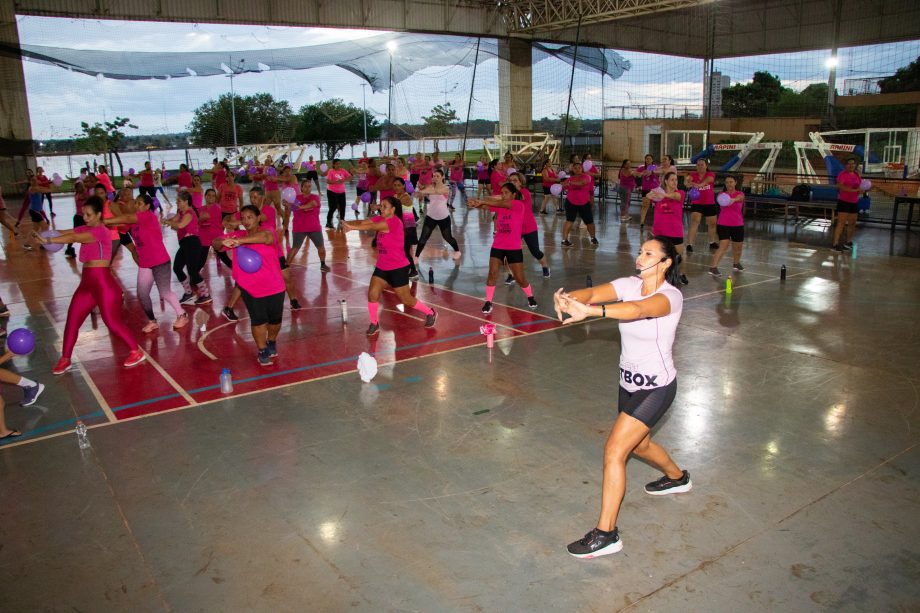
[703,71,731,118]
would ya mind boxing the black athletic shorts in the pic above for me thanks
[478,179,489,185]
[489,247,524,264]
[306,170,319,181]
[618,378,677,428]
[716,224,744,243]
[564,201,594,224]
[240,288,284,327]
[690,204,719,217]
[654,234,684,246]
[118,231,133,246]
[278,256,289,271]
[373,265,410,288]
[404,226,418,246]
[836,200,858,214]
[28,209,43,223]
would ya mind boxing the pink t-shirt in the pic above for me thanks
[477,166,489,181]
[75,224,112,263]
[258,205,283,257]
[96,173,115,193]
[178,171,193,189]
[519,188,538,234]
[542,168,557,188]
[610,276,682,392]
[191,190,203,209]
[212,168,227,189]
[418,167,434,187]
[651,190,685,238]
[618,169,636,190]
[263,172,279,192]
[227,230,285,298]
[292,194,321,233]
[198,202,223,248]
[174,208,199,240]
[689,172,715,204]
[564,174,593,206]
[131,210,170,268]
[490,170,507,196]
[375,215,408,271]
[219,184,242,214]
[717,191,745,226]
[326,169,351,194]
[139,170,155,187]
[837,170,861,203]
[639,165,659,191]
[449,163,464,183]
[491,199,525,250]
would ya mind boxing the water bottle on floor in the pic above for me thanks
[220,368,233,394]
[586,275,593,288]
[75,420,90,449]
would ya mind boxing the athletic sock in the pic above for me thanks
[368,301,379,324]
[411,300,433,316]
[521,284,534,298]
[17,376,36,388]
[485,285,495,302]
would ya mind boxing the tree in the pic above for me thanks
[772,83,828,117]
[556,112,583,137]
[188,93,294,149]
[74,117,137,175]
[878,55,920,93]
[292,99,381,162]
[721,71,785,117]
[422,103,459,137]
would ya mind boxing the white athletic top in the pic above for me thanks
[610,276,683,392]
[426,194,450,220]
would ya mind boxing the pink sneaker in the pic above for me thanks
[52,357,73,376]
[123,350,146,368]
[141,321,159,334]
[173,313,190,329]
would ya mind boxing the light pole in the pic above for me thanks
[386,41,397,154]
[360,82,368,149]
[226,56,245,149]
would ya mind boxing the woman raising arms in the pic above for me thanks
[555,238,692,559]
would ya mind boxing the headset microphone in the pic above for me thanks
[636,257,667,274]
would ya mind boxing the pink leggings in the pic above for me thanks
[62,267,138,359]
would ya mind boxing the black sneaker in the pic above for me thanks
[542,266,551,278]
[194,295,213,305]
[366,323,380,336]
[424,309,437,328]
[408,269,419,280]
[266,340,278,358]
[709,267,721,277]
[685,244,693,253]
[844,242,853,249]
[320,263,331,273]
[832,244,845,252]
[591,238,599,246]
[0,305,9,318]
[527,296,538,310]
[290,299,303,311]
[680,274,689,285]
[481,300,493,314]
[179,292,196,304]
[21,383,45,407]
[504,273,515,285]
[645,470,692,496]
[561,240,573,248]
[64,248,76,259]
[567,527,622,559]
[709,242,719,250]
[221,306,239,322]
[257,348,273,366]
[733,262,744,271]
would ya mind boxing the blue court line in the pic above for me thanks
[0,410,107,446]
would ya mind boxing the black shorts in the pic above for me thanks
[119,231,133,246]
[373,265,410,288]
[618,378,677,428]
[478,179,489,185]
[240,288,284,327]
[489,247,524,264]
[278,256,289,271]
[542,184,555,195]
[410,174,420,186]
[690,204,719,217]
[404,226,418,246]
[291,231,323,251]
[641,189,653,198]
[836,200,858,214]
[717,224,744,242]
[654,234,684,246]
[28,209,44,223]
[564,201,594,224]
[306,170,318,181]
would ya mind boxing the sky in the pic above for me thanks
[16,16,920,141]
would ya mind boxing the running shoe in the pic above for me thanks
[365,323,380,336]
[645,470,692,496]
[179,292,196,304]
[733,262,744,271]
[258,348,273,366]
[320,263,331,273]
[142,321,159,334]
[561,240,573,248]
[709,267,722,277]
[195,295,213,305]
[0,304,9,317]
[123,350,146,368]
[680,274,689,285]
[481,301,493,314]
[408,270,419,280]
[424,309,438,328]
[844,242,854,249]
[504,274,515,285]
[686,244,694,253]
[567,528,622,559]
[591,238,599,246]
[221,307,239,322]
[325,223,334,229]
[290,299,303,311]
[173,313,190,330]
[21,383,45,407]
[527,296,538,310]
[266,340,278,358]
[709,242,719,250]
[52,357,72,376]
[542,266,551,278]
[832,244,845,252]
[64,248,76,259]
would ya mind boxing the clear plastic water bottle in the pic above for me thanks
[340,299,348,324]
[75,420,90,449]
[220,368,233,394]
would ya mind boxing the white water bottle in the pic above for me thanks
[340,299,348,324]
[220,368,233,394]
[75,420,90,449]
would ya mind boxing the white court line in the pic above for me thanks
[139,349,197,406]
[39,301,116,423]
[684,270,812,302]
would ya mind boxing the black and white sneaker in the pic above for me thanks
[257,348,273,366]
[504,273,515,285]
[266,340,278,358]
[179,292,196,305]
[844,242,853,249]
[709,267,721,277]
[644,470,692,496]
[481,300,493,314]
[290,299,303,311]
[567,527,622,559]
[366,323,380,336]
[832,244,845,252]
[527,296,538,309]
[221,307,239,322]
[194,295,212,306]
[709,242,719,250]
[542,266,551,278]
[424,309,437,328]
[561,240,573,248]
[686,244,693,253]
[21,383,45,407]
[732,262,744,271]
[591,238,599,246]
[408,270,419,280]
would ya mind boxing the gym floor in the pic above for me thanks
[1,190,919,611]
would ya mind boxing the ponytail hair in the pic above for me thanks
[501,181,522,200]
[385,195,403,220]
[651,237,683,288]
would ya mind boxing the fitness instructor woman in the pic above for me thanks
[554,237,692,559]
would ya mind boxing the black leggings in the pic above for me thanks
[521,231,544,260]
[199,244,232,270]
[174,235,203,286]
[415,216,459,257]
[326,191,346,226]
[43,193,54,214]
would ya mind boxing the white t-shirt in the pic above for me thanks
[610,276,683,392]
[426,194,450,220]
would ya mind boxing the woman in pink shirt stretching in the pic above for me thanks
[650,172,689,285]
[685,158,718,251]
[709,175,746,276]
[343,196,437,336]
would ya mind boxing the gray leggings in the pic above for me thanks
[138,261,183,320]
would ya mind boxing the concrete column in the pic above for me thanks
[0,3,34,196]
[498,38,532,135]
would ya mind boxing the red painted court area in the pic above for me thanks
[42,263,559,420]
